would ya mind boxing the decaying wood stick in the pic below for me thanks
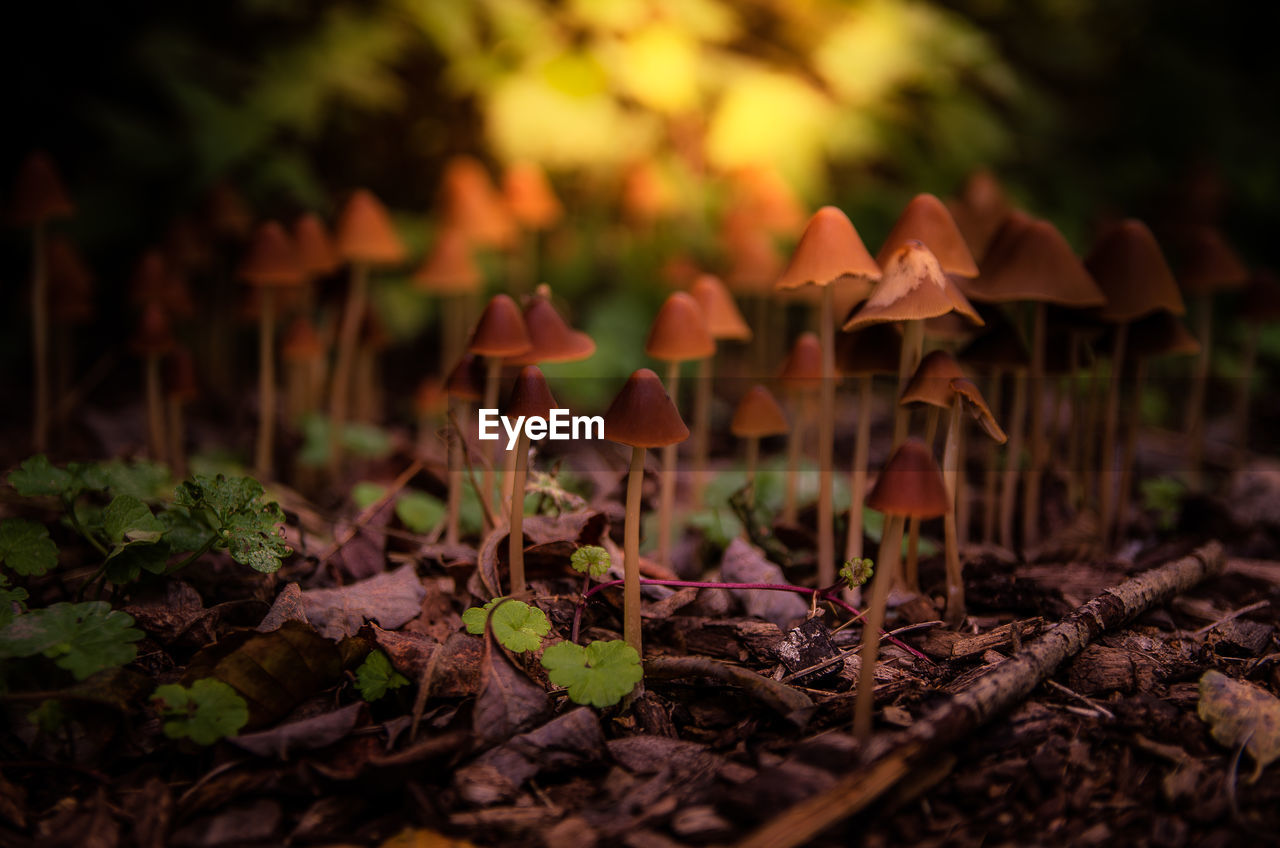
[645,656,814,725]
[737,541,1224,848]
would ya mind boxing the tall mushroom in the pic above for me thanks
[282,316,326,426]
[730,385,789,508]
[504,366,559,592]
[467,295,532,517]
[644,292,714,568]
[413,224,483,370]
[689,274,752,506]
[132,303,176,462]
[603,369,689,654]
[441,155,516,251]
[11,152,74,452]
[775,207,881,588]
[240,221,304,478]
[777,333,823,524]
[45,235,94,428]
[444,353,487,544]
[329,189,406,473]
[503,161,562,292]
[855,439,948,739]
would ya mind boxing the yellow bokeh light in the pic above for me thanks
[613,22,700,113]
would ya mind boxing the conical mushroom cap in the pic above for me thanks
[877,194,979,278]
[131,250,194,318]
[867,438,949,518]
[977,210,1035,271]
[164,346,199,402]
[413,226,482,294]
[900,350,967,409]
[729,164,805,237]
[293,213,340,277]
[468,294,531,358]
[241,221,304,287]
[506,366,559,422]
[336,189,406,265]
[1086,220,1184,322]
[948,170,1012,261]
[843,241,983,331]
[281,316,324,362]
[47,235,94,325]
[603,368,689,448]
[776,206,881,291]
[11,151,74,225]
[778,332,822,390]
[1179,227,1249,297]
[836,323,901,376]
[503,161,562,231]
[1117,311,1201,360]
[722,210,783,294]
[622,159,679,225]
[1241,270,1280,324]
[645,292,714,361]
[690,274,751,341]
[508,293,595,365]
[961,219,1105,307]
[441,156,516,249]
[132,302,176,357]
[731,385,789,438]
[446,353,486,401]
[950,378,1007,443]
[204,183,252,240]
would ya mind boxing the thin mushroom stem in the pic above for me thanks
[328,262,368,473]
[1000,369,1027,550]
[255,288,276,479]
[943,396,965,627]
[1099,323,1128,548]
[982,370,1002,544]
[1066,333,1083,508]
[1234,322,1259,466]
[145,355,167,464]
[482,357,503,523]
[31,222,49,452]
[955,411,970,548]
[692,355,713,507]
[1082,352,1104,510]
[623,445,647,654]
[892,320,925,448]
[904,405,940,593]
[782,393,811,523]
[845,375,873,561]
[1023,301,1047,546]
[854,513,904,740]
[658,360,681,568]
[1185,294,1212,489]
[744,435,760,509]
[816,284,837,587]
[1116,358,1146,540]
[446,399,462,545]
[508,432,529,592]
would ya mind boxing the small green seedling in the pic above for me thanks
[570,545,610,579]
[0,518,58,577]
[0,601,142,680]
[152,679,249,745]
[355,649,410,701]
[540,639,643,707]
[839,558,874,591]
[174,474,292,573]
[462,598,551,653]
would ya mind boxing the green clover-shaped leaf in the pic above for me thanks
[153,679,249,745]
[461,599,550,653]
[395,491,445,534]
[103,494,165,544]
[7,455,77,499]
[0,518,59,576]
[354,650,410,701]
[0,601,142,680]
[570,545,611,578]
[540,639,642,707]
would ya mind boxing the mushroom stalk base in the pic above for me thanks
[854,514,904,740]
[817,285,836,588]
[624,446,646,655]
[328,263,368,474]
[845,376,872,562]
[658,361,681,568]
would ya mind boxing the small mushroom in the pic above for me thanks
[730,385,788,507]
[467,295,532,518]
[281,315,326,425]
[603,369,690,654]
[444,353,487,545]
[413,224,483,369]
[504,366,558,591]
[503,161,562,291]
[132,303,176,463]
[689,274,752,507]
[777,332,822,524]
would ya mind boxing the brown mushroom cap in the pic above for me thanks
[778,332,823,390]
[445,353,487,401]
[960,218,1106,308]
[729,164,805,237]
[132,302,176,357]
[468,294,532,358]
[503,161,562,231]
[1114,311,1201,360]
[866,438,949,518]
[775,206,881,292]
[413,226,483,295]
[948,170,1012,261]
[506,366,559,422]
[131,250,194,318]
[877,193,979,278]
[731,385,789,438]
[164,346,199,402]
[622,158,679,225]
[336,189,406,265]
[645,291,715,362]
[1086,219,1185,323]
[900,350,967,408]
[240,221,304,287]
[1241,270,1280,323]
[281,316,325,363]
[977,210,1035,270]
[11,151,74,225]
[843,241,983,331]
[441,155,516,249]
[1178,226,1249,297]
[689,274,751,341]
[47,235,94,325]
[950,378,1007,443]
[603,368,690,448]
[508,293,595,365]
[836,323,902,376]
[293,213,340,277]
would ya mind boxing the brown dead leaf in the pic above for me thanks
[302,564,427,639]
[472,636,551,745]
[456,708,606,805]
[256,582,307,632]
[231,703,363,758]
[1197,669,1280,781]
[719,538,808,628]
[122,580,204,642]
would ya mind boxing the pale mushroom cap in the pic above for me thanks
[508,294,596,365]
[729,164,806,237]
[866,438,949,518]
[731,385,789,438]
[240,221,304,287]
[877,193,979,278]
[468,294,532,358]
[293,213,340,277]
[843,241,983,331]
[506,366,559,422]
[603,368,690,448]
[950,378,1007,443]
[961,218,1106,308]
[900,350,967,409]
[1086,219,1184,322]
[775,206,881,291]
[336,189,406,265]
[690,274,752,341]
[645,292,715,361]
[413,226,483,294]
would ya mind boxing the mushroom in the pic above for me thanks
[644,291,714,568]
[503,161,562,292]
[329,189,406,472]
[414,377,447,458]
[281,315,326,425]
[775,206,881,588]
[293,212,340,318]
[854,438,948,739]
[721,206,785,371]
[689,274,752,506]
[960,217,1105,546]
[504,366,559,591]
[440,155,517,251]
[1084,220,1185,546]
[603,368,690,654]
[444,353,487,545]
[413,224,483,370]
[164,346,199,480]
[45,235,94,428]
[730,385,789,507]
[132,303,176,462]
[240,221,304,478]
[947,170,1013,262]
[467,294,532,518]
[777,332,822,524]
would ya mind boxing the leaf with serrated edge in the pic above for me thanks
[153,679,249,745]
[103,495,165,544]
[540,640,642,707]
[0,518,58,576]
[0,601,142,680]
[7,455,76,498]
[355,650,410,701]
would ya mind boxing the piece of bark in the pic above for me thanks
[917,617,1043,660]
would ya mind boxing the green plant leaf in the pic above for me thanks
[76,459,171,500]
[0,581,29,629]
[8,455,77,499]
[0,518,59,576]
[461,599,499,635]
[570,545,610,578]
[540,639,642,708]
[351,481,387,511]
[461,598,550,652]
[354,649,410,701]
[104,541,172,584]
[153,679,250,745]
[0,601,143,680]
[839,558,874,590]
[174,474,291,573]
[103,495,165,544]
[395,491,444,534]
